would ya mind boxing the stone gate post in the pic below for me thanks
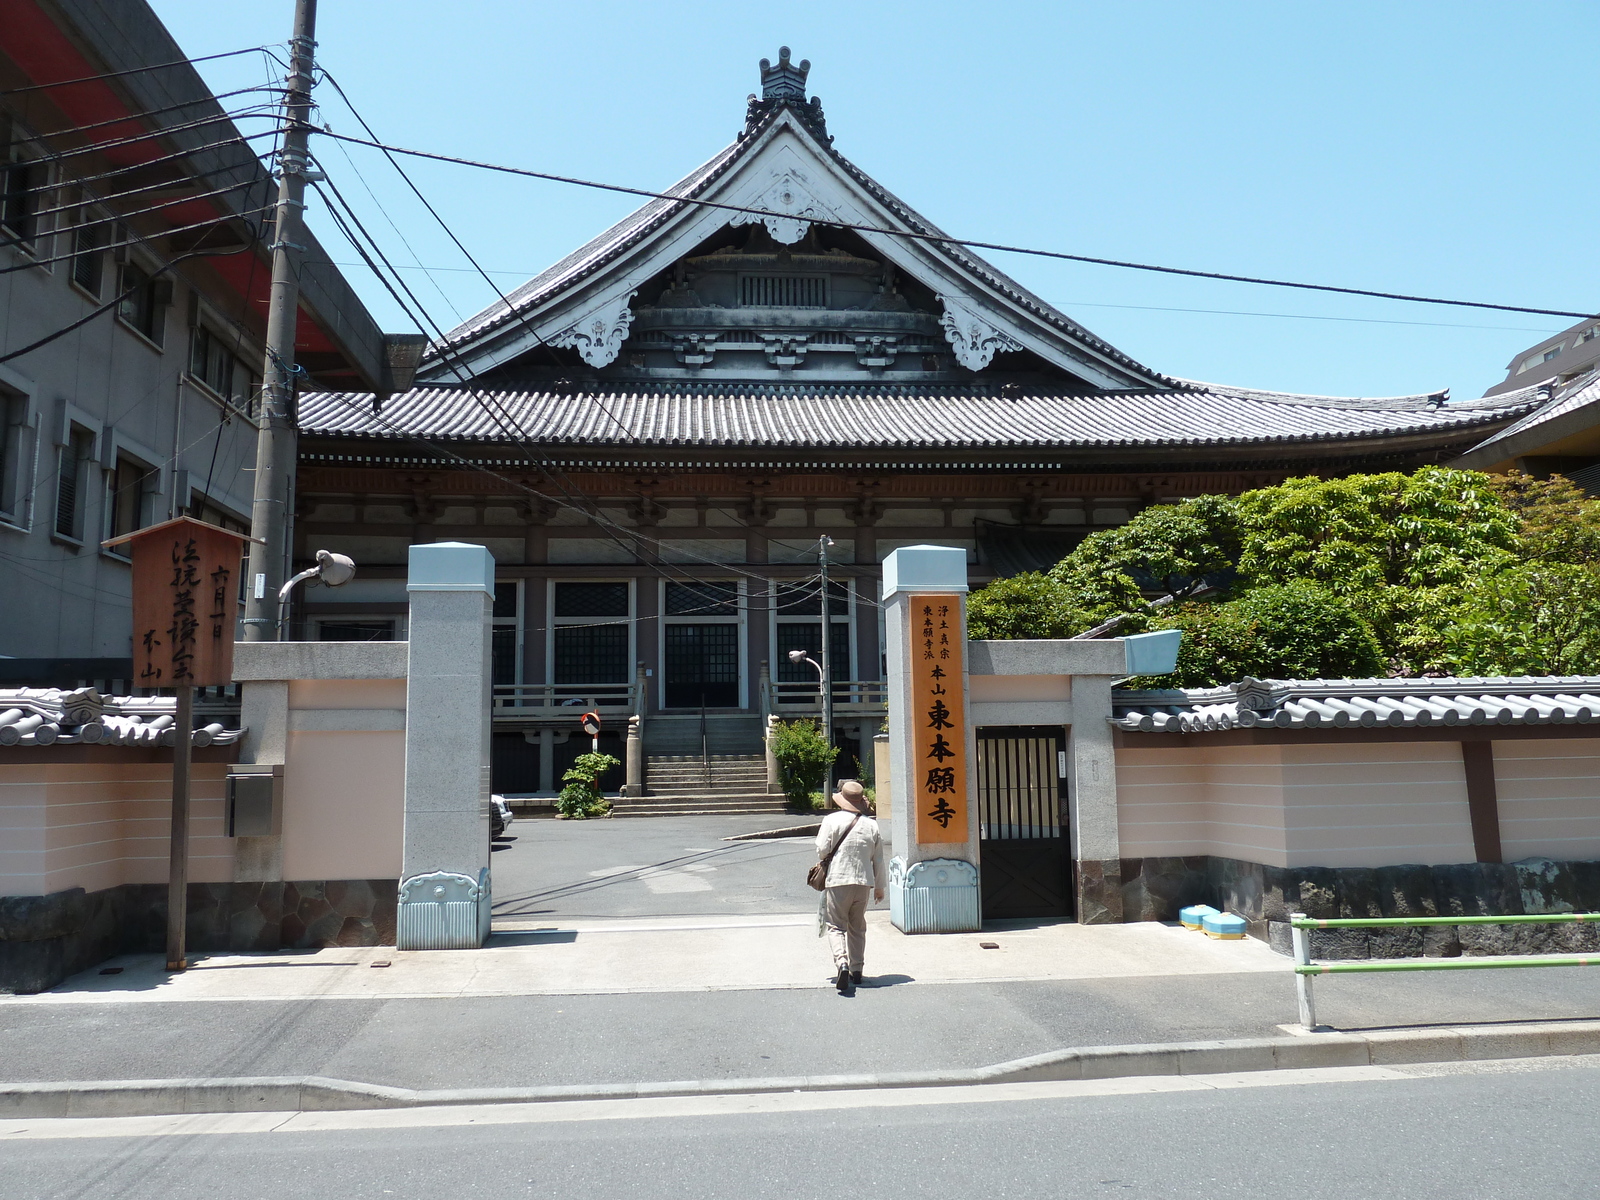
[397,542,494,950]
[883,545,980,932]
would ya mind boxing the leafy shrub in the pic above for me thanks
[1134,582,1383,688]
[1484,470,1600,565]
[557,751,620,819]
[1444,563,1600,676]
[769,719,838,806]
[967,572,1092,639]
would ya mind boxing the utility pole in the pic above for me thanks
[242,0,318,641]
[818,534,834,783]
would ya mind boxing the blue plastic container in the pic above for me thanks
[1179,904,1219,930]
[1202,911,1247,940]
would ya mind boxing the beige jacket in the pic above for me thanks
[816,811,885,889]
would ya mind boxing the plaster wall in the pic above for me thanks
[1116,742,1479,868]
[1495,738,1600,860]
[0,761,232,896]
[280,677,407,881]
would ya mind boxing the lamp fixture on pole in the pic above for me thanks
[277,549,357,639]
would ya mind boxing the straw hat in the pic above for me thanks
[832,779,873,814]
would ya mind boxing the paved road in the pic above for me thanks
[5,966,1599,1089]
[5,1058,1596,1199]
[491,814,829,920]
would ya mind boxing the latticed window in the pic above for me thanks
[665,581,739,616]
[775,622,850,685]
[554,623,629,684]
[664,624,739,708]
[774,579,849,616]
[554,582,629,617]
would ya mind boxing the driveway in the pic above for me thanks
[489,814,826,921]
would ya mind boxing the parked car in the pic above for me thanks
[491,795,515,839]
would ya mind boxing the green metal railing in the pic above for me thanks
[1289,911,1600,1029]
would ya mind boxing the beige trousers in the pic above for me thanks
[825,884,871,973]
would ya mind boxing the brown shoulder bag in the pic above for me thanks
[807,814,862,891]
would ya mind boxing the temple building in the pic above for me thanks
[294,50,1546,794]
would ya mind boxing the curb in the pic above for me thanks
[722,822,823,841]
[6,1020,1600,1119]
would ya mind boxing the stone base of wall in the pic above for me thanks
[0,879,397,994]
[1120,855,1600,958]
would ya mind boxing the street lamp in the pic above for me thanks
[277,549,357,639]
[787,648,824,688]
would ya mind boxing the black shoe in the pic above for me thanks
[835,966,851,993]
[852,970,863,986]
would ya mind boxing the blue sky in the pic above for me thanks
[152,1,1594,401]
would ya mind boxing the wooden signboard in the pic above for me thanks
[104,516,255,687]
[910,594,968,844]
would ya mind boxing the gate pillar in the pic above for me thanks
[882,545,980,932]
[398,542,495,949]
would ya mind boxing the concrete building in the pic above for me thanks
[0,0,411,675]
[1485,316,1600,398]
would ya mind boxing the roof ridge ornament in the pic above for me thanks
[744,47,831,143]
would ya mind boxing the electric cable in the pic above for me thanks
[11,108,283,170]
[2,85,281,151]
[0,200,275,276]
[0,174,267,253]
[0,46,279,95]
[17,128,279,196]
[310,126,1600,324]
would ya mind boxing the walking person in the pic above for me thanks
[815,779,884,995]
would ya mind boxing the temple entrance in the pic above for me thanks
[976,726,1073,919]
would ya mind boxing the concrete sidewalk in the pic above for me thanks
[10,913,1283,1002]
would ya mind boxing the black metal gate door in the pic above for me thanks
[977,727,1072,919]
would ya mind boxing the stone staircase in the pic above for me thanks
[610,753,790,817]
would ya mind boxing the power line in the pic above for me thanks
[0,174,266,253]
[3,85,281,152]
[311,126,1600,324]
[0,46,278,96]
[14,108,282,170]
[0,200,275,276]
[9,128,279,196]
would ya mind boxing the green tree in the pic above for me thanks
[1135,582,1384,688]
[1444,563,1600,676]
[1484,470,1600,565]
[1065,494,1241,600]
[967,572,1095,639]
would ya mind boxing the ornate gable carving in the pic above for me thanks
[938,294,1023,371]
[550,292,637,368]
[729,169,834,244]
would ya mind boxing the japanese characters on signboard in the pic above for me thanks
[121,518,250,688]
[910,593,967,844]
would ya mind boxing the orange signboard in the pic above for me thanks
[910,593,967,844]
[105,516,254,688]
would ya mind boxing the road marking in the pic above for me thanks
[0,1066,1410,1141]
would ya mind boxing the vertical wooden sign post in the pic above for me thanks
[105,516,256,971]
[882,545,981,933]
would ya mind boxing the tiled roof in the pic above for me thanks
[0,688,243,748]
[298,381,1537,453]
[1112,676,1600,734]
[1460,370,1600,456]
[427,104,1170,387]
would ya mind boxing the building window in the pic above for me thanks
[117,261,168,346]
[492,580,522,686]
[774,578,853,700]
[662,578,742,708]
[550,581,632,689]
[189,322,257,408]
[106,453,154,542]
[318,619,396,642]
[1519,344,1565,374]
[54,428,94,541]
[0,152,40,248]
[71,221,105,296]
[0,389,26,521]
[1578,326,1600,347]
